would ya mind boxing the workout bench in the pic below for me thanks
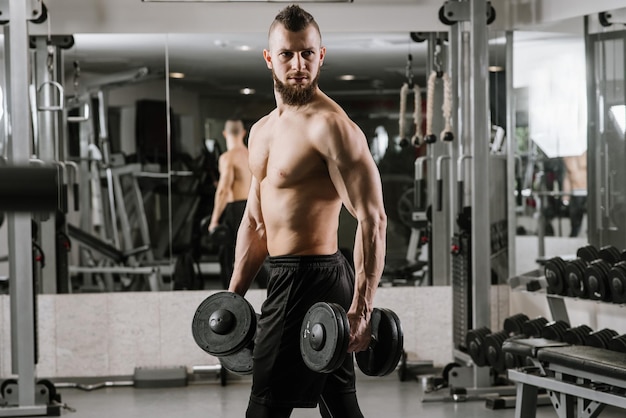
[504,338,626,418]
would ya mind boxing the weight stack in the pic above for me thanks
[452,232,472,350]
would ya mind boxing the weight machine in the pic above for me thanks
[0,0,66,414]
[407,0,517,402]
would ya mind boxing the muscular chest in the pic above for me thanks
[250,119,327,187]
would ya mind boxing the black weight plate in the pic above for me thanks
[355,308,403,377]
[484,330,508,373]
[0,379,17,398]
[465,327,491,367]
[220,344,254,375]
[544,257,566,295]
[609,262,626,304]
[328,303,351,373]
[361,309,397,376]
[565,259,587,298]
[300,302,348,373]
[585,260,611,301]
[381,308,404,376]
[355,309,387,376]
[191,292,256,357]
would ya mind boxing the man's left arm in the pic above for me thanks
[319,117,387,353]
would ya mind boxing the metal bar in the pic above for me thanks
[470,0,491,388]
[505,31,516,276]
[131,174,155,263]
[547,364,626,390]
[449,22,460,235]
[69,266,159,275]
[33,36,58,294]
[427,32,452,286]
[584,16,600,248]
[112,173,134,254]
[5,0,37,407]
[0,406,49,417]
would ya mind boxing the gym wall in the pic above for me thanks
[0,285,509,379]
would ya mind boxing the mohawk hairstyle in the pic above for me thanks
[269,4,321,38]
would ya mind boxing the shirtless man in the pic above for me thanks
[227,5,387,418]
[208,119,252,288]
[562,151,587,237]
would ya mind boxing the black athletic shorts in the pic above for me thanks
[250,251,356,408]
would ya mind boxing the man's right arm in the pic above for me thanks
[227,176,268,296]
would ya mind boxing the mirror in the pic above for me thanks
[61,33,171,292]
[512,18,589,241]
[164,32,429,288]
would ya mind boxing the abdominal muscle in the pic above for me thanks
[260,178,341,256]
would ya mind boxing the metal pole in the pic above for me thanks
[5,0,38,410]
[427,33,452,286]
[449,25,460,234]
[505,31,517,276]
[470,0,491,388]
[33,36,58,294]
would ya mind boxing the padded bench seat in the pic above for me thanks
[504,338,626,418]
[538,345,626,384]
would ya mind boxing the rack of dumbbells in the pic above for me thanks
[462,243,626,411]
[543,244,626,305]
[464,309,626,410]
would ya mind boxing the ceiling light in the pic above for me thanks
[488,66,504,72]
[338,74,357,81]
[240,88,255,95]
[169,72,185,79]
[236,45,252,52]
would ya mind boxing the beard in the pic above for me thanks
[273,69,320,106]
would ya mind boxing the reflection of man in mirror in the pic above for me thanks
[207,118,252,288]
[226,4,386,417]
[563,151,587,237]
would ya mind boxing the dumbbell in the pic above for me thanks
[563,324,593,345]
[540,320,571,342]
[586,328,618,349]
[191,292,256,375]
[209,224,233,245]
[300,302,404,377]
[199,215,234,246]
[608,261,626,304]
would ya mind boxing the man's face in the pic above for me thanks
[263,23,325,106]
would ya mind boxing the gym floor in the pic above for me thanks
[55,371,625,417]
